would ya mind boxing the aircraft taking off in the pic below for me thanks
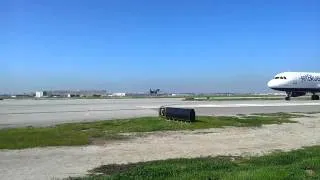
[268,72,320,101]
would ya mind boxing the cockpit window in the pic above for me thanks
[275,76,287,80]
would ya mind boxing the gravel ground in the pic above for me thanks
[0,113,319,180]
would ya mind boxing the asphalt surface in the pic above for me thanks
[1,98,320,129]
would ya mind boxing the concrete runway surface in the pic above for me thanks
[1,98,320,180]
[1,98,320,129]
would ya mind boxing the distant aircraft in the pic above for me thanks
[268,72,320,100]
[149,89,160,96]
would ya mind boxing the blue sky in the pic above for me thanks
[1,0,319,93]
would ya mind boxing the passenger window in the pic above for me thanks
[275,77,279,79]
[283,77,287,79]
[280,77,283,79]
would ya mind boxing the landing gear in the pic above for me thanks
[311,94,319,100]
[285,92,292,101]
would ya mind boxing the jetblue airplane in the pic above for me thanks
[268,72,320,100]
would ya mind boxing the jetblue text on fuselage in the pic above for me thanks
[300,74,320,82]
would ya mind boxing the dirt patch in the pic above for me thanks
[0,114,319,180]
[305,169,316,176]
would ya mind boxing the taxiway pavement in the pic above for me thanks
[1,98,320,128]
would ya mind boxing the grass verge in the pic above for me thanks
[0,113,301,150]
[183,95,312,101]
[67,146,320,180]
[184,95,284,101]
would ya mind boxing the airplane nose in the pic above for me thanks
[267,80,276,88]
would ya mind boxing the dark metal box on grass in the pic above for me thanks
[159,106,196,122]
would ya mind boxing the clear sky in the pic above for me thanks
[1,0,319,93]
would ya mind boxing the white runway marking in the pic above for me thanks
[138,102,320,109]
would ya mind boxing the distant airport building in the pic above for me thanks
[35,91,44,98]
[45,90,107,97]
[109,93,126,97]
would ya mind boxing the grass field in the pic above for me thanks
[184,97,283,101]
[183,95,311,101]
[67,146,320,180]
[0,113,301,150]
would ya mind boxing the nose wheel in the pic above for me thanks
[285,92,292,101]
[311,94,319,100]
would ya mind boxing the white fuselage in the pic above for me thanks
[268,72,320,93]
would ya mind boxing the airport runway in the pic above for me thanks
[1,98,320,129]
